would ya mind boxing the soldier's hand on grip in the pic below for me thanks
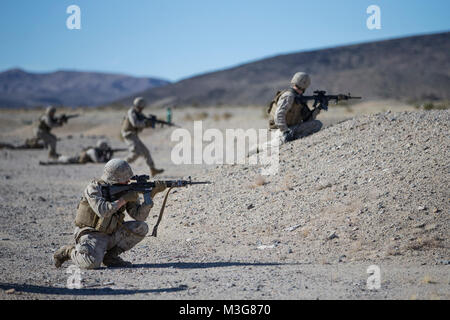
[151,181,167,197]
[121,191,139,203]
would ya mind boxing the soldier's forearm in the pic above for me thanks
[127,204,152,222]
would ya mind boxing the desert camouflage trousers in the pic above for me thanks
[34,128,57,157]
[122,132,155,169]
[248,120,323,157]
[70,221,149,269]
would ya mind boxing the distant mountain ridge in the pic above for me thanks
[117,31,450,107]
[0,69,170,108]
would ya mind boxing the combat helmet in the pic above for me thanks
[101,159,133,184]
[96,139,109,151]
[46,105,56,115]
[133,97,146,109]
[290,72,311,90]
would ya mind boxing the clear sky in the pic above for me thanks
[0,0,449,81]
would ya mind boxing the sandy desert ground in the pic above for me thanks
[0,101,448,300]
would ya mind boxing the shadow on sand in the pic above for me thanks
[0,282,187,296]
[1,261,303,296]
[129,261,302,269]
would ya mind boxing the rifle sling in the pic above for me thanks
[151,187,174,237]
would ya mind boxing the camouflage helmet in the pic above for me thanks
[96,139,109,151]
[290,72,311,90]
[46,105,56,115]
[133,97,146,109]
[101,159,133,184]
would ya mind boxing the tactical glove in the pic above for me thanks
[150,181,167,198]
[145,116,156,128]
[121,191,139,203]
[282,129,295,142]
[311,107,321,120]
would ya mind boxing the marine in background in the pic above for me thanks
[0,137,44,150]
[39,140,126,165]
[268,72,323,143]
[33,106,71,159]
[248,72,323,156]
[121,97,164,177]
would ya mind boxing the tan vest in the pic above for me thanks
[121,116,139,135]
[121,108,146,135]
[268,89,309,129]
[37,114,51,132]
[74,180,125,235]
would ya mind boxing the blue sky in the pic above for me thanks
[0,0,449,81]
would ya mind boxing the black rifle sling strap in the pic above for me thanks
[151,187,174,237]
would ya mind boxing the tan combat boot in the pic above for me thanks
[103,246,132,268]
[53,244,75,268]
[150,167,164,177]
[48,150,60,159]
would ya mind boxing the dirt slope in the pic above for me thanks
[0,107,448,300]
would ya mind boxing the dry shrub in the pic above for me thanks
[405,237,444,251]
[213,112,233,121]
[249,174,266,188]
[222,112,233,120]
[422,275,437,284]
[198,112,209,120]
[184,112,209,121]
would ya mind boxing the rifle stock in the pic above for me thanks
[297,90,361,111]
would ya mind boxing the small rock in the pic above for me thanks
[284,224,301,232]
[417,206,426,211]
[257,244,276,250]
[38,196,46,202]
[327,231,338,240]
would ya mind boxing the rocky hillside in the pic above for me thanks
[0,107,448,299]
[0,69,170,108]
[118,31,450,107]
[163,110,449,265]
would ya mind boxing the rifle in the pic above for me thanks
[145,114,180,128]
[296,90,361,120]
[39,160,80,166]
[104,147,128,160]
[58,114,80,124]
[101,175,211,236]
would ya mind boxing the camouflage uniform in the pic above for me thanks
[70,179,153,269]
[54,159,166,269]
[249,73,322,156]
[270,88,323,141]
[60,140,113,164]
[121,98,164,176]
[122,107,155,168]
[33,106,62,158]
